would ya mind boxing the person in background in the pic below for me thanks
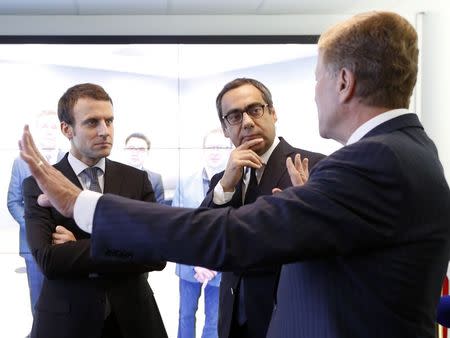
[7,109,64,327]
[23,83,167,338]
[124,132,165,204]
[173,128,231,338]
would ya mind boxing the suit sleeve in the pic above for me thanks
[90,142,406,271]
[23,173,164,280]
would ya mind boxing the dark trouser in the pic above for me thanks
[101,311,123,338]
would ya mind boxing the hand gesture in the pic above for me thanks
[220,138,264,192]
[272,153,309,194]
[20,125,81,218]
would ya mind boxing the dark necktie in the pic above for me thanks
[83,167,110,318]
[237,167,260,326]
[244,167,258,205]
[83,167,102,193]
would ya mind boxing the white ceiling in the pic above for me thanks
[0,0,430,15]
[0,0,434,79]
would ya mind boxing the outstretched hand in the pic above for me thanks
[19,125,81,218]
[272,153,309,194]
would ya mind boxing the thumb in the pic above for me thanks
[37,194,52,208]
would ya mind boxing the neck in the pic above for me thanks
[341,104,391,144]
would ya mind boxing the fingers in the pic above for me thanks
[194,267,217,281]
[20,125,49,175]
[19,125,81,218]
[238,138,264,150]
[272,188,282,194]
[52,225,76,244]
[286,154,310,187]
[220,139,264,190]
[236,138,264,168]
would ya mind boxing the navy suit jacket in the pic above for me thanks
[145,169,165,204]
[91,114,450,338]
[23,154,167,338]
[201,137,324,338]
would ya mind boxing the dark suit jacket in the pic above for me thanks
[23,154,168,338]
[201,137,324,338]
[90,114,450,338]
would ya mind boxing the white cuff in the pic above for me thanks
[213,182,235,205]
[74,190,102,234]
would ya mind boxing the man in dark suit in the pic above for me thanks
[200,78,324,338]
[23,83,167,338]
[20,12,450,338]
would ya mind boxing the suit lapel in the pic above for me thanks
[103,159,122,194]
[258,138,295,195]
[54,154,83,189]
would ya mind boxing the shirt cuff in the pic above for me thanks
[74,190,102,234]
[213,182,235,205]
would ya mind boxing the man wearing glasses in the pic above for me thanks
[200,78,325,338]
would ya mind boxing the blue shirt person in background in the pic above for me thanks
[124,132,165,204]
[173,128,231,338]
[7,109,64,332]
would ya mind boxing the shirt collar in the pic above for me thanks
[259,136,279,166]
[346,109,410,145]
[68,152,106,176]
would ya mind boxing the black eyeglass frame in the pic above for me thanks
[221,103,269,126]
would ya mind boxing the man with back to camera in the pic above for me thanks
[22,83,167,338]
[20,11,450,338]
[124,132,165,204]
[199,78,324,338]
[173,128,232,338]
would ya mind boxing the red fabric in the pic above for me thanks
[442,277,449,338]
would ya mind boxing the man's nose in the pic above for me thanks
[242,112,255,129]
[97,121,109,136]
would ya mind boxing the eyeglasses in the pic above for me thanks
[222,103,269,126]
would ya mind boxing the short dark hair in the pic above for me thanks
[215,78,274,128]
[57,83,113,125]
[125,132,151,150]
[318,11,418,109]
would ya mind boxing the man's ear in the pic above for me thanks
[337,67,356,103]
[222,124,230,138]
[270,107,278,123]
[60,121,73,140]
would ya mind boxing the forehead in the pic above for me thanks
[221,84,264,111]
[126,137,147,148]
[72,97,113,121]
